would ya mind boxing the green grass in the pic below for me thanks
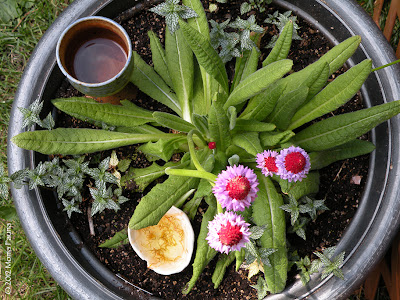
[0,219,70,299]
[1,0,72,298]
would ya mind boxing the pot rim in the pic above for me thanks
[7,0,400,299]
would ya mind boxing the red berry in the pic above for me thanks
[226,176,250,200]
[264,156,278,173]
[285,152,306,174]
[218,221,243,246]
[208,142,216,149]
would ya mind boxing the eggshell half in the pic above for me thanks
[128,206,194,275]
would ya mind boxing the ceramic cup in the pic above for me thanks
[56,16,133,97]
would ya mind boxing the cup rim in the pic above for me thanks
[55,16,132,88]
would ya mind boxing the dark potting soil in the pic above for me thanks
[51,1,369,299]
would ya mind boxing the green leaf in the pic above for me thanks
[153,111,196,132]
[226,145,253,161]
[227,106,237,130]
[212,252,236,288]
[139,136,187,162]
[179,19,229,93]
[251,277,268,300]
[289,59,372,130]
[309,139,375,170]
[282,36,360,91]
[279,196,300,226]
[233,119,275,132]
[267,86,309,130]
[0,0,20,23]
[224,59,293,109]
[183,179,212,219]
[245,241,258,264]
[280,59,327,101]
[252,175,287,293]
[0,206,18,221]
[165,27,194,122]
[201,152,216,172]
[191,62,208,115]
[129,175,200,230]
[116,124,163,134]
[293,100,400,152]
[184,0,217,115]
[183,0,210,39]
[121,161,182,192]
[149,0,197,33]
[231,50,250,92]
[52,97,153,127]
[320,35,361,76]
[274,35,359,103]
[305,62,330,102]
[208,95,231,153]
[240,2,251,15]
[192,114,209,138]
[148,31,173,87]
[117,159,131,172]
[260,130,295,147]
[262,20,293,66]
[183,205,217,294]
[239,80,287,121]
[249,225,267,240]
[232,132,263,156]
[235,248,246,271]
[98,228,128,248]
[182,194,203,220]
[11,128,182,155]
[231,47,260,92]
[278,171,320,200]
[130,51,181,115]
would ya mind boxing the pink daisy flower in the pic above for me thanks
[212,165,259,211]
[256,150,279,177]
[276,146,311,182]
[206,211,251,254]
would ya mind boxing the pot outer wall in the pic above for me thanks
[7,0,400,299]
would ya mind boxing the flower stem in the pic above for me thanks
[165,168,217,185]
[188,130,207,172]
[217,202,223,214]
[372,58,400,72]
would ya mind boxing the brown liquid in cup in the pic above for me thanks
[73,37,127,83]
[63,24,128,84]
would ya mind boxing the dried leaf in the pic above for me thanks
[243,260,264,279]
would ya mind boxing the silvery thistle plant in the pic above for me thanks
[10,0,400,297]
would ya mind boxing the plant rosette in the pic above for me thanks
[8,0,400,298]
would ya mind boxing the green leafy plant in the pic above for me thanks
[9,151,129,217]
[265,10,302,48]
[9,0,400,297]
[313,246,345,280]
[18,98,55,130]
[149,0,198,33]
[295,255,320,285]
[209,15,264,63]
[240,0,272,15]
[0,0,34,23]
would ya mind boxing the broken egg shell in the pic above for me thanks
[128,206,194,275]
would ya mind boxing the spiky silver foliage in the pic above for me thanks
[149,0,198,33]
